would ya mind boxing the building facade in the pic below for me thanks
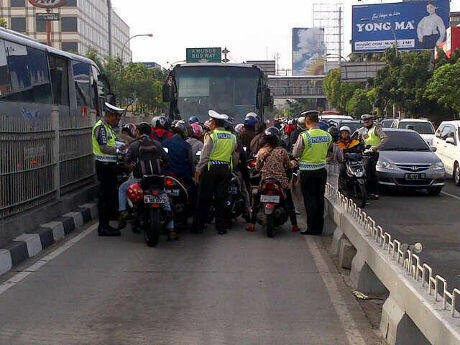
[0,0,131,61]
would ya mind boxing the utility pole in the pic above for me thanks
[222,47,230,63]
[274,52,280,75]
[107,0,113,57]
[338,6,342,71]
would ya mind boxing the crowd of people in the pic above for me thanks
[92,103,386,238]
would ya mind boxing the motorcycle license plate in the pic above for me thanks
[405,173,425,180]
[260,195,280,203]
[166,189,180,197]
[228,186,238,195]
[144,194,168,204]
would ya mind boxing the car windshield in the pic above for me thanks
[381,119,394,128]
[381,131,430,152]
[338,121,362,134]
[398,121,434,135]
[175,66,261,123]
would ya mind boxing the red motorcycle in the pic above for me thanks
[258,178,289,238]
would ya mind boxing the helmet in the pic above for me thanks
[152,115,167,128]
[245,112,258,120]
[203,120,212,132]
[328,126,340,142]
[361,114,374,121]
[190,122,204,138]
[244,116,257,129]
[264,126,281,138]
[235,123,245,134]
[340,126,351,133]
[188,115,199,124]
[297,116,306,129]
[172,120,188,137]
[122,123,137,137]
[126,182,144,204]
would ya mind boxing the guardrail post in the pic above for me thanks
[51,105,60,200]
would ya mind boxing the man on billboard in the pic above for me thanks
[417,1,446,49]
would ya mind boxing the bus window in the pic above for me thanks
[0,40,10,96]
[3,41,52,104]
[49,55,69,106]
[72,61,91,107]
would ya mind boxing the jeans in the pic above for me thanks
[118,177,141,212]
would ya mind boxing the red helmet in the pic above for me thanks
[127,182,144,204]
[190,122,204,138]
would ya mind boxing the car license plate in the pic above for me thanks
[228,186,238,195]
[405,173,426,180]
[144,194,168,204]
[260,195,280,203]
[166,189,180,197]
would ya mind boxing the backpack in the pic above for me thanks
[138,136,162,177]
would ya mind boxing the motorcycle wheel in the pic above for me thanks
[145,208,160,247]
[266,214,274,238]
[352,180,367,209]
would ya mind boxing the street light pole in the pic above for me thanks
[121,33,153,63]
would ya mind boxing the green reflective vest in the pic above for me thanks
[208,128,236,169]
[92,119,117,162]
[299,128,332,171]
[364,126,381,147]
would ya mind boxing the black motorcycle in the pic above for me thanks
[341,152,367,208]
[224,172,246,220]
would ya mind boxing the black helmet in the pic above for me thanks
[264,126,281,138]
[172,120,188,138]
[328,125,340,142]
[188,115,199,124]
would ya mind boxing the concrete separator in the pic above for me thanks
[325,185,460,345]
[0,203,97,278]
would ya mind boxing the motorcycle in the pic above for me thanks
[258,178,289,238]
[341,151,367,208]
[225,172,246,220]
[247,158,261,206]
[164,174,191,226]
[127,175,175,247]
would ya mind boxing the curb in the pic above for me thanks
[0,203,98,277]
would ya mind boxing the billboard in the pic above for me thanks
[352,0,450,52]
[28,0,66,8]
[292,28,326,76]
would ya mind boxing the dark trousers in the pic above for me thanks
[300,169,327,235]
[95,161,118,229]
[251,189,297,226]
[364,152,379,195]
[338,162,347,193]
[193,166,231,232]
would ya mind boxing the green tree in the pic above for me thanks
[0,18,7,28]
[323,68,362,113]
[425,59,460,115]
[346,89,372,117]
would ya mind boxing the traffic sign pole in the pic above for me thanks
[46,9,52,46]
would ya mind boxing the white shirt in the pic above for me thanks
[417,14,446,42]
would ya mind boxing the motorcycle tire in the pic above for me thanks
[266,214,274,238]
[145,209,160,247]
[353,180,367,209]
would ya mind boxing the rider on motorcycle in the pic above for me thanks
[186,122,204,165]
[246,127,299,233]
[334,126,364,192]
[151,115,173,143]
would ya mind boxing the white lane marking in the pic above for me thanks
[0,223,97,296]
[304,236,367,345]
[441,191,460,201]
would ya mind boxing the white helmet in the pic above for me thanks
[152,115,167,128]
[340,126,351,133]
[245,112,258,120]
[297,116,306,129]
[235,123,245,134]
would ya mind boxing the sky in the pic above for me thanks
[111,0,460,70]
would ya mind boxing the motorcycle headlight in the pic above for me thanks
[376,161,396,170]
[432,162,445,170]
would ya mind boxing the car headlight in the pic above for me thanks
[376,161,396,170]
[432,162,445,170]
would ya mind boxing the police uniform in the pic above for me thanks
[293,127,332,235]
[193,110,237,234]
[92,103,124,235]
[357,122,387,196]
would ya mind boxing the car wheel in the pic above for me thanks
[427,186,443,196]
[454,162,460,186]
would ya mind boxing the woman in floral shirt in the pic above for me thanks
[246,127,299,233]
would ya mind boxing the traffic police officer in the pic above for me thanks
[92,102,124,236]
[357,114,388,200]
[192,110,238,235]
[292,110,332,236]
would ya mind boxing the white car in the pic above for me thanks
[433,121,460,186]
[391,119,436,146]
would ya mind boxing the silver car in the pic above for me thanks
[376,129,445,195]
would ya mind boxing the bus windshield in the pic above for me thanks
[175,66,261,123]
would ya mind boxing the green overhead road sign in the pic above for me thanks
[186,47,222,63]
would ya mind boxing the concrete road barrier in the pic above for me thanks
[325,184,460,345]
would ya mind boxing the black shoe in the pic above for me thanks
[217,229,227,235]
[369,194,379,200]
[98,227,121,237]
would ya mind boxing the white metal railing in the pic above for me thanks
[325,183,460,317]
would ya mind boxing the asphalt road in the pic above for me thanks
[362,178,460,290]
[0,219,383,345]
